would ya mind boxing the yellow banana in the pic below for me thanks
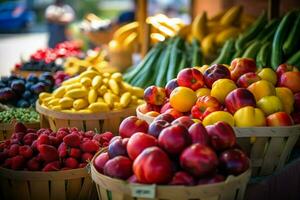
[201,33,216,57]
[215,27,240,46]
[220,5,243,26]
[123,32,138,52]
[113,22,139,43]
[147,16,175,37]
[191,12,207,41]
[150,33,166,44]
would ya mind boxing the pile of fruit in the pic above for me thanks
[124,37,202,87]
[191,5,254,61]
[15,41,83,72]
[38,68,144,113]
[140,58,300,127]
[0,108,39,124]
[110,14,185,53]
[0,72,61,108]
[0,123,113,171]
[93,116,249,184]
[64,48,113,76]
[213,10,300,68]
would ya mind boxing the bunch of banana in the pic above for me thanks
[64,49,117,76]
[110,14,185,53]
[190,5,254,60]
[39,68,144,113]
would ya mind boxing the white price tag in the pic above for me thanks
[131,184,156,198]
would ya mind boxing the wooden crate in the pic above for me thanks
[136,105,155,124]
[91,151,251,200]
[234,125,300,176]
[36,102,136,133]
[0,167,97,200]
[0,122,40,141]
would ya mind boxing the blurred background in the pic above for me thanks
[0,0,299,75]
[0,0,190,75]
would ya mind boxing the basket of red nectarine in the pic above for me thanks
[0,123,114,200]
[91,115,251,200]
[136,59,300,176]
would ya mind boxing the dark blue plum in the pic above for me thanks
[25,82,34,90]
[16,99,30,108]
[27,74,39,83]
[0,87,16,102]
[22,90,32,100]
[11,80,25,93]
[31,82,46,94]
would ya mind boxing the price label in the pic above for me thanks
[131,184,156,198]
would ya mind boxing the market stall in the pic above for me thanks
[0,0,300,199]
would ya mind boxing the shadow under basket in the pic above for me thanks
[91,151,251,200]
[36,102,136,133]
[0,122,40,141]
[234,125,300,177]
[0,167,97,200]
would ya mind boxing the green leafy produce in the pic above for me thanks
[0,108,39,123]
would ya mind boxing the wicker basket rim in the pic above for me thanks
[36,101,137,120]
[0,166,89,181]
[91,149,251,193]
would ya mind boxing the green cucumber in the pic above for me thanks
[283,13,300,56]
[123,42,163,82]
[129,46,163,86]
[167,37,184,81]
[191,38,203,66]
[235,11,267,51]
[271,10,297,69]
[133,47,165,87]
[256,42,271,68]
[176,52,186,75]
[242,40,261,59]
[212,38,235,65]
[155,44,172,87]
[256,19,280,41]
[287,50,300,69]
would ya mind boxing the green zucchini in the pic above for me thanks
[271,10,297,69]
[167,37,184,81]
[155,44,172,87]
[283,13,300,56]
[191,38,203,66]
[256,42,271,68]
[287,50,300,69]
[235,11,267,51]
[212,38,235,65]
[256,19,280,41]
[242,40,261,59]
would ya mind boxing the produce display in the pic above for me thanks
[64,48,113,76]
[93,116,249,184]
[122,6,256,88]
[124,37,202,87]
[110,14,185,53]
[15,41,83,72]
[0,123,113,171]
[139,58,300,127]
[191,5,254,61]
[213,10,300,68]
[0,72,63,108]
[38,68,144,113]
[0,108,39,124]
